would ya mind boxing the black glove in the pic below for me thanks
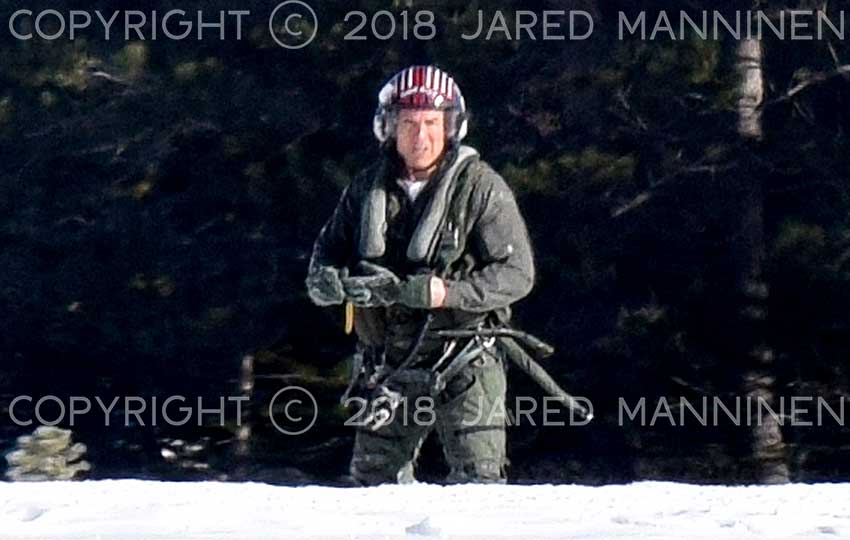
[395,274,434,309]
[342,262,436,309]
[305,265,346,306]
[341,262,401,307]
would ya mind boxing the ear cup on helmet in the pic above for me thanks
[372,106,399,144]
[456,116,468,141]
[372,107,387,143]
[454,94,468,141]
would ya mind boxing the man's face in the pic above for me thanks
[395,109,446,177]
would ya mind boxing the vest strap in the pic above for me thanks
[358,145,479,263]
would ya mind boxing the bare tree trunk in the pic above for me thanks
[233,354,254,478]
[734,35,789,484]
[737,38,764,140]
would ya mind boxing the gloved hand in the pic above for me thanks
[341,262,401,307]
[342,262,440,309]
[305,265,346,306]
[396,274,435,309]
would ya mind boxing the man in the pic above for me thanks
[306,65,535,485]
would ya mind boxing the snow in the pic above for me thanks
[1,480,849,539]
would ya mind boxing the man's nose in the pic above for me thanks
[414,122,428,139]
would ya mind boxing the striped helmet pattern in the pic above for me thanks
[390,65,458,109]
[373,65,468,143]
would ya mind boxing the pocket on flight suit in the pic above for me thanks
[438,350,499,407]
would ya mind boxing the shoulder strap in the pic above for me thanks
[426,153,492,273]
[407,145,479,265]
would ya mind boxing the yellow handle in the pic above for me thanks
[344,301,354,335]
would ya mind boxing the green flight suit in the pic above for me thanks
[307,144,535,484]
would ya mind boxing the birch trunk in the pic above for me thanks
[735,35,789,484]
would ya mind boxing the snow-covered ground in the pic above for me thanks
[1,479,849,539]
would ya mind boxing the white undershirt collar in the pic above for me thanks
[396,176,428,202]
